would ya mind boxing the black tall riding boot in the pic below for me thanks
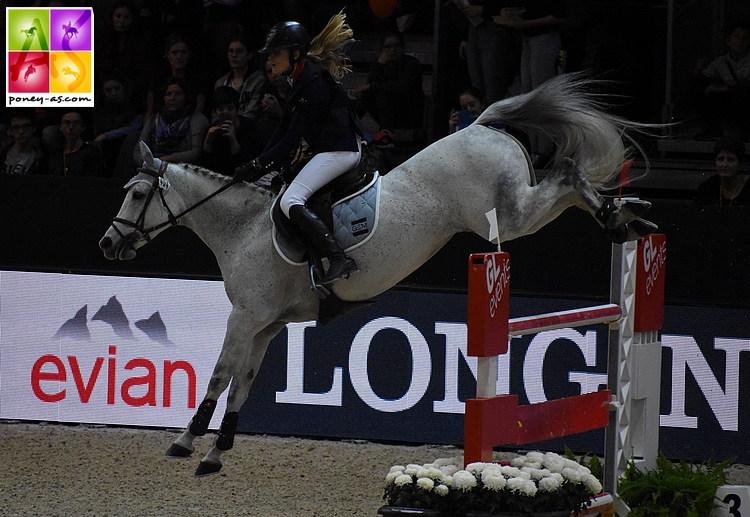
[288,204,358,286]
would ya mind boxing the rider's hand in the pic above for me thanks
[233,159,261,182]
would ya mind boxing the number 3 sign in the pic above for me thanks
[713,486,750,517]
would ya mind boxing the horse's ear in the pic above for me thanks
[138,141,162,172]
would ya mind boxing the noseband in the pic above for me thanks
[109,161,237,245]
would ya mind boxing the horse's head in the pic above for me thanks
[99,142,176,260]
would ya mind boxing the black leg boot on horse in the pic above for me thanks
[288,204,358,287]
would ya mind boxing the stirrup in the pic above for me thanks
[309,265,330,299]
[318,256,359,287]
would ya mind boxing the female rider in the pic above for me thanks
[234,17,363,287]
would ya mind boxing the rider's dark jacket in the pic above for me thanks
[256,61,363,172]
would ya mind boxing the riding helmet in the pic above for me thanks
[259,21,311,59]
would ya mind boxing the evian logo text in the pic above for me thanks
[31,345,198,408]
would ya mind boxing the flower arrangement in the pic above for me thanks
[383,451,603,516]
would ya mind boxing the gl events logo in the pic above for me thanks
[6,7,94,107]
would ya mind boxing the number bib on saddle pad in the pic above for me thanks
[271,172,382,265]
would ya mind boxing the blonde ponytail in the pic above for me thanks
[307,11,354,82]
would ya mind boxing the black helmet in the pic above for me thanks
[259,21,311,58]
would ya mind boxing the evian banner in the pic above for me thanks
[0,271,229,428]
[1,270,749,463]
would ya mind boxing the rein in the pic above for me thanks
[111,162,238,243]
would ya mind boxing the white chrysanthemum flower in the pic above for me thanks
[482,472,508,491]
[422,462,437,469]
[405,464,420,475]
[522,478,538,497]
[435,484,450,497]
[543,454,565,473]
[522,467,548,480]
[416,468,431,479]
[466,462,490,475]
[452,470,478,491]
[499,466,521,477]
[539,474,563,492]
[578,465,592,476]
[389,465,406,474]
[524,460,544,471]
[442,475,453,487]
[507,477,537,496]
[562,467,584,483]
[417,477,435,491]
[386,472,401,484]
[511,456,527,467]
[583,474,603,494]
[562,458,581,469]
[481,464,504,477]
[527,451,546,462]
[424,467,443,480]
[395,474,413,487]
[440,464,459,478]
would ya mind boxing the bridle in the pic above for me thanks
[108,161,237,245]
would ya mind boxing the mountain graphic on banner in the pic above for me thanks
[54,305,90,341]
[135,311,174,346]
[92,295,134,339]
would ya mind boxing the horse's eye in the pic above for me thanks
[132,191,146,200]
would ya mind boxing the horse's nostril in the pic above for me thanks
[100,237,112,250]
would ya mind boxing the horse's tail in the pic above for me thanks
[308,11,354,83]
[473,72,658,188]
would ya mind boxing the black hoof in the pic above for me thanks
[165,442,193,458]
[195,461,222,477]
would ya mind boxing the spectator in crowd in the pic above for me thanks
[2,109,45,175]
[95,0,154,100]
[135,77,209,165]
[214,34,267,121]
[48,110,106,177]
[692,23,750,141]
[695,137,750,206]
[256,56,291,142]
[199,86,265,176]
[497,0,566,165]
[93,73,144,172]
[458,1,521,105]
[448,85,488,133]
[352,30,425,147]
[144,33,210,124]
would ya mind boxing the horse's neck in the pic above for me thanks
[167,168,270,253]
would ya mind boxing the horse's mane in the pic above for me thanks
[178,164,278,200]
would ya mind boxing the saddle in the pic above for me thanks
[271,143,383,298]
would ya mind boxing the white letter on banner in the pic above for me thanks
[349,316,431,412]
[568,331,607,394]
[661,335,750,431]
[524,329,596,404]
[276,321,343,406]
[433,322,510,414]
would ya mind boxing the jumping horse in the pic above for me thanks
[99,73,657,476]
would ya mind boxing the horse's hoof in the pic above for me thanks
[628,218,658,240]
[195,461,222,477]
[618,198,652,219]
[165,442,194,458]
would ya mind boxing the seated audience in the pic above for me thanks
[2,108,45,175]
[448,86,489,133]
[256,56,291,143]
[199,87,265,176]
[695,137,750,206]
[352,30,425,147]
[693,23,750,140]
[214,34,267,121]
[48,110,106,177]
[93,73,144,172]
[144,33,210,124]
[135,77,209,165]
[95,0,154,101]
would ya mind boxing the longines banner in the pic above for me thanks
[1,271,748,463]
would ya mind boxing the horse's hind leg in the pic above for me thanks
[550,158,657,242]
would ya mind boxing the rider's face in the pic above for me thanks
[112,7,134,32]
[268,49,296,76]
